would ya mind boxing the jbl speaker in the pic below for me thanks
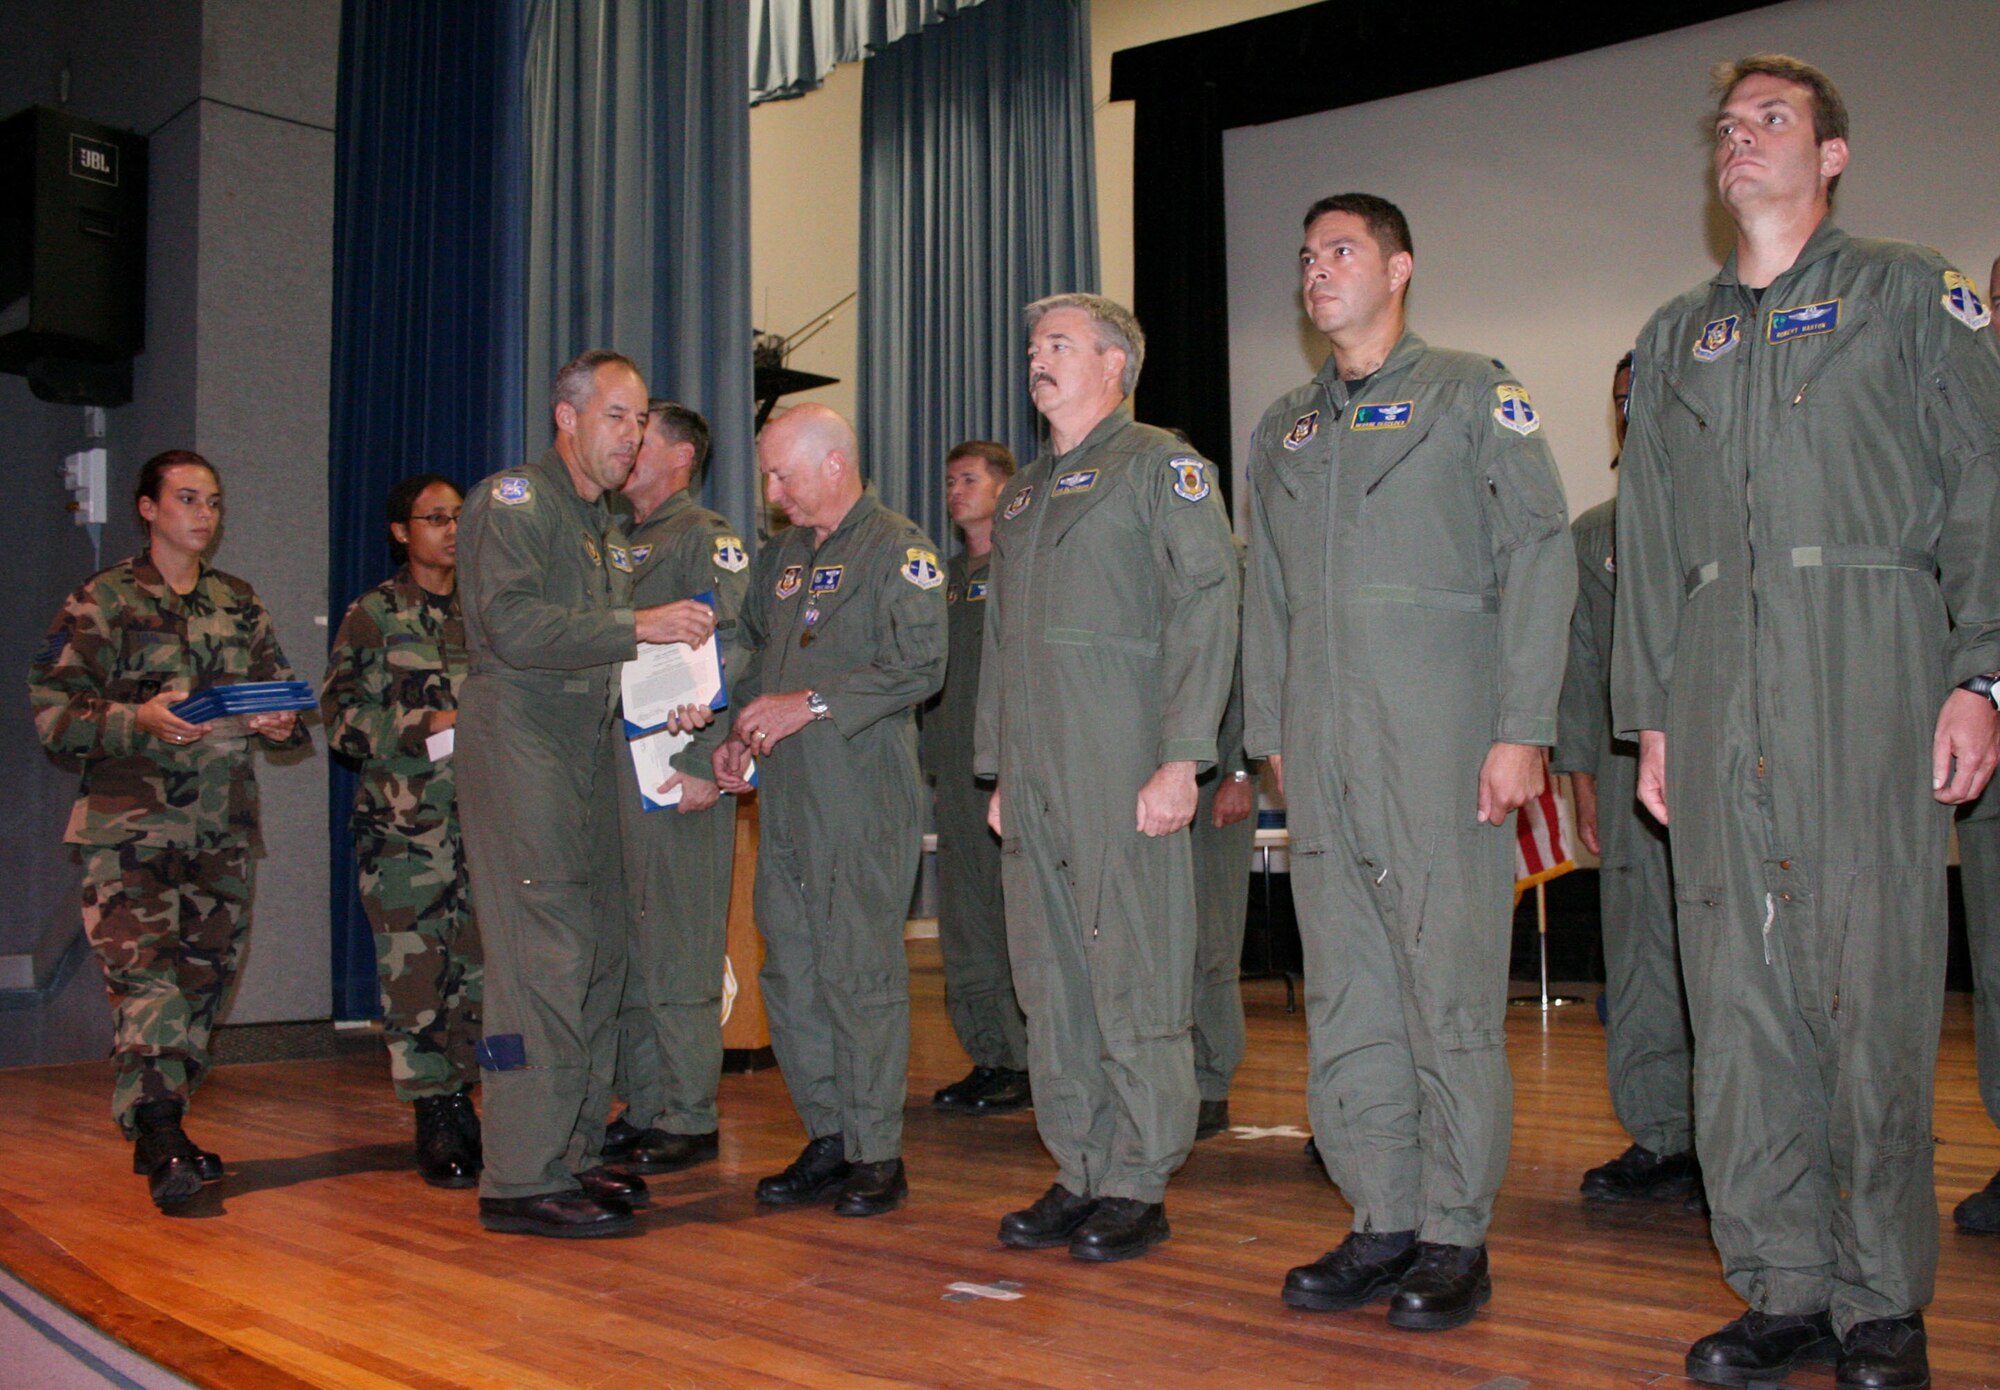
[0,105,148,403]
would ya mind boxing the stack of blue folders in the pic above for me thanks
[170,681,317,723]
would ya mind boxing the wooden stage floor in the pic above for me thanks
[2,943,1997,1390]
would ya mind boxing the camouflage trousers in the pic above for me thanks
[357,823,483,1102]
[78,839,253,1136]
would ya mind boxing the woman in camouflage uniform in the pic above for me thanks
[321,474,483,1188]
[29,450,308,1211]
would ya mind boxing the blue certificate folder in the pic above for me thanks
[170,680,317,723]
[620,591,729,738]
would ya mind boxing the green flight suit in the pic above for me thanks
[30,554,309,1134]
[1613,224,2000,1332]
[604,491,752,1136]
[1190,543,1254,1104]
[1960,791,2000,1135]
[921,550,1026,1073]
[456,449,638,1200]
[321,568,483,1103]
[735,487,947,1163]
[1243,333,1573,1247]
[1550,498,1689,1156]
[974,406,1239,1204]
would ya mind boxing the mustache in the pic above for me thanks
[1029,371,1056,390]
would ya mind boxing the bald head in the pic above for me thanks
[758,402,865,540]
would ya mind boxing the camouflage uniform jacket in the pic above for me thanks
[320,566,467,839]
[30,552,307,849]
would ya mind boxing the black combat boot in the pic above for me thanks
[132,1099,206,1211]
[414,1094,478,1189]
[1282,1229,1419,1311]
[1385,1242,1491,1330]
[754,1135,851,1206]
[1685,1309,1839,1386]
[1580,1142,1698,1201]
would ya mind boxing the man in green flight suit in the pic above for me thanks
[925,440,1030,1117]
[976,293,1239,1263]
[458,350,717,1239]
[1552,354,1695,1205]
[1245,195,1573,1330]
[596,401,751,1175]
[1614,57,2000,1390]
[714,403,947,1219]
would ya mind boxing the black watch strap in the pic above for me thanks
[1959,673,2000,710]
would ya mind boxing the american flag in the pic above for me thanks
[1514,779,1576,900]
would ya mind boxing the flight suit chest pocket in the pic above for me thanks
[1357,416,1443,497]
[1781,304,1874,411]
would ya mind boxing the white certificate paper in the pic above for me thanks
[621,630,724,737]
[425,726,456,762]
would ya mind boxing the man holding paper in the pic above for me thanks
[599,401,750,1176]
[714,403,947,1219]
[457,350,716,1239]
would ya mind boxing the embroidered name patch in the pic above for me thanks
[492,476,532,506]
[810,565,843,594]
[1692,314,1740,362]
[1350,401,1414,431]
[967,580,988,601]
[629,543,654,566]
[1943,271,1991,331]
[1492,384,1541,436]
[1003,486,1033,520]
[713,536,749,572]
[775,564,803,599]
[1170,458,1210,502]
[902,548,943,590]
[1053,469,1098,496]
[1282,410,1320,451]
[1767,298,1841,344]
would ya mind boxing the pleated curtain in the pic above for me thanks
[750,0,989,105]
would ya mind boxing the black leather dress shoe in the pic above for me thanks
[1838,1313,1928,1390]
[933,1066,1002,1111]
[833,1158,907,1217]
[755,1135,851,1206]
[1954,1167,2000,1233]
[577,1166,650,1209]
[1386,1243,1491,1330]
[1282,1230,1419,1311]
[1195,1099,1231,1140]
[625,1129,720,1175]
[131,1100,206,1211]
[478,1192,634,1238]
[1069,1197,1169,1262]
[1000,1183,1099,1248]
[1580,1142,1698,1201]
[1685,1309,1839,1386]
[413,1094,479,1189]
[601,1115,642,1162]
[967,1068,1031,1114]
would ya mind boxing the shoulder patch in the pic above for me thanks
[1691,314,1740,362]
[1943,270,1991,331]
[492,476,533,506]
[1492,384,1541,436]
[1282,410,1320,450]
[775,564,803,600]
[901,547,943,590]
[1002,485,1034,520]
[1350,401,1414,431]
[713,535,749,573]
[33,626,67,667]
[1170,457,1210,502]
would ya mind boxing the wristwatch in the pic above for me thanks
[1228,769,1252,783]
[805,689,831,721]
[1960,672,2000,711]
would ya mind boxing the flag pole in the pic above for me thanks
[1510,881,1584,1012]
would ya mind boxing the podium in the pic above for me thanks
[721,796,775,1070]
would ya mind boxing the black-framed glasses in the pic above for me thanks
[412,510,462,527]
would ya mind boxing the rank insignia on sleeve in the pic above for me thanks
[33,628,66,666]
[1350,401,1414,431]
[492,476,533,505]
[1053,469,1099,496]
[1767,298,1841,344]
[967,580,988,601]
[713,536,749,572]
[1691,314,1740,362]
[902,548,944,590]
[1282,409,1320,450]
[1943,271,1991,331]
[629,544,653,566]
[810,565,844,594]
[607,544,633,572]
[1492,384,1541,436]
[775,564,803,599]
[1170,457,1211,502]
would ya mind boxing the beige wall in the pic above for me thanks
[747,0,1315,433]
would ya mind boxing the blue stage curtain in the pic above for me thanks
[523,0,756,536]
[327,0,527,1020]
[750,0,988,105]
[856,0,1098,545]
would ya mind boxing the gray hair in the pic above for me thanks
[550,348,641,418]
[1024,293,1146,396]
